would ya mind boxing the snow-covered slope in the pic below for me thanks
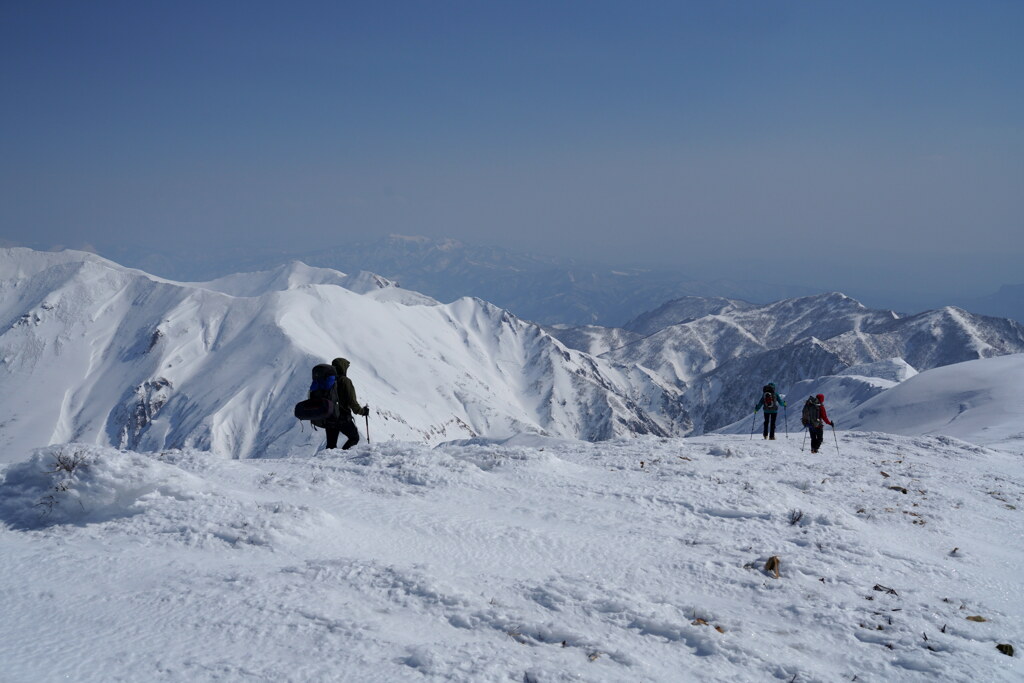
[199,260,437,306]
[543,323,642,357]
[623,295,758,336]
[717,354,1024,454]
[716,358,919,436]
[0,248,685,462]
[590,293,1024,433]
[1,434,1020,681]
[844,353,1024,452]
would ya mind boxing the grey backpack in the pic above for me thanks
[801,397,822,427]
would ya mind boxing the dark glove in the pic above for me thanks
[361,405,370,416]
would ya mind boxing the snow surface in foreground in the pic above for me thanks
[1,434,1021,682]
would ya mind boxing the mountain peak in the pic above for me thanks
[0,248,685,459]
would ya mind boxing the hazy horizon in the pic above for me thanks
[2,1,1021,302]
[3,233,1016,321]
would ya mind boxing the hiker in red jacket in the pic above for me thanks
[801,393,834,454]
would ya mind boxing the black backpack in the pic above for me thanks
[801,396,822,428]
[762,386,776,410]
[294,363,341,428]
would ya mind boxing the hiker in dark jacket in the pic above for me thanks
[754,382,785,440]
[801,393,834,454]
[326,357,369,450]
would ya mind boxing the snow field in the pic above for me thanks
[1,433,1021,682]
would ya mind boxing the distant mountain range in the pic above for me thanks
[93,235,1024,326]
[2,247,1022,460]
[0,248,688,460]
[98,235,816,327]
[549,293,1024,433]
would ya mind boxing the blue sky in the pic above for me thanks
[1,0,1021,298]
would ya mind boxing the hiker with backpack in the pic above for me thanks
[294,357,370,450]
[325,357,369,449]
[800,393,834,454]
[754,382,785,440]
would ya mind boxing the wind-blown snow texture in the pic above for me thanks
[1,434,1021,682]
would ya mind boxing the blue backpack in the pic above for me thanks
[294,363,340,428]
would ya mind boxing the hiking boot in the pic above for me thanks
[769,435,775,440]
[810,449,818,454]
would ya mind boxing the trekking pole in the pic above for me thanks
[783,404,789,438]
[802,427,807,451]
[365,413,371,444]
[750,412,757,439]
[831,423,840,456]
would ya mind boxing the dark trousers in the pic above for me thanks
[762,412,778,438]
[809,426,824,452]
[326,418,360,450]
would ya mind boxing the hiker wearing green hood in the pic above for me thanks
[326,357,370,450]
[754,382,785,440]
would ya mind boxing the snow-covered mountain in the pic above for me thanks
[556,293,1024,433]
[718,353,1024,457]
[844,353,1024,452]
[100,235,816,326]
[197,260,431,302]
[715,358,918,436]
[623,296,758,336]
[255,235,824,326]
[4,248,1022,462]
[542,324,642,358]
[3,252,1022,682]
[0,248,686,462]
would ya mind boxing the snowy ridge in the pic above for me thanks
[585,292,1024,433]
[623,296,776,337]
[0,248,684,461]
[0,434,1020,681]
[199,260,437,305]
[844,353,1024,452]
[4,249,1023,458]
[543,323,642,357]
